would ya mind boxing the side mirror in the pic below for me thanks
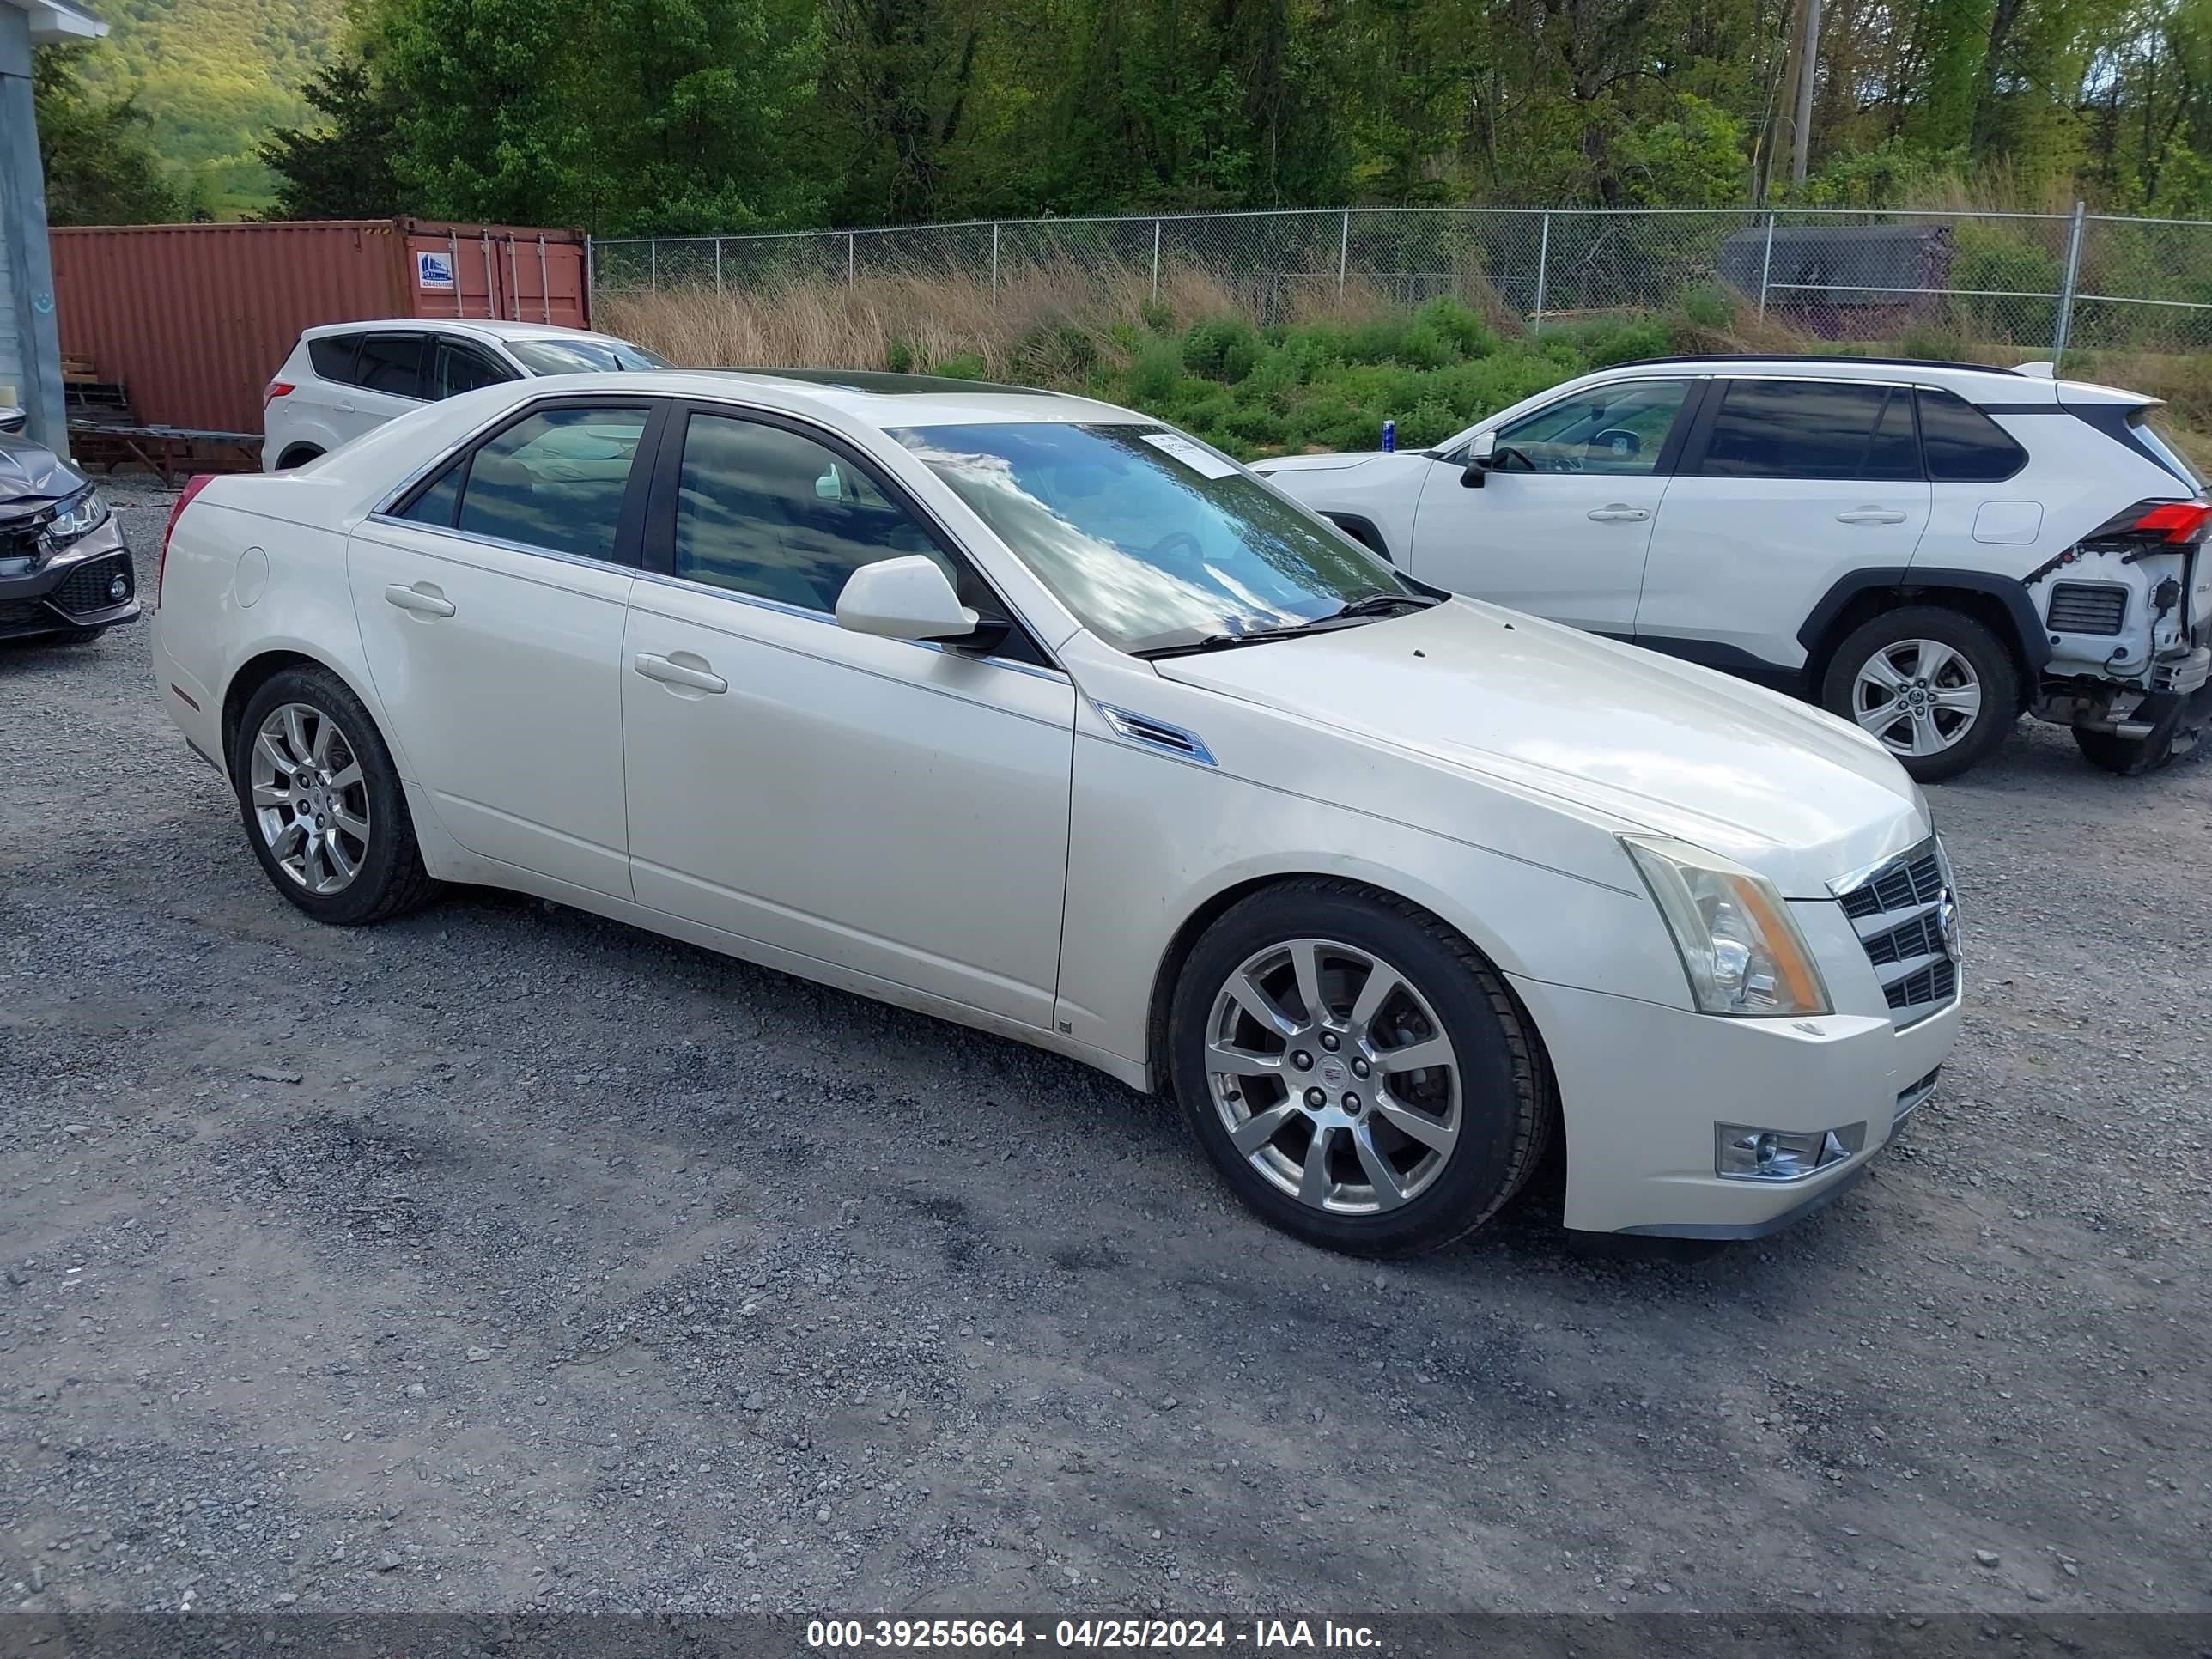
[1461,430,1496,489]
[836,555,981,643]
[0,406,26,435]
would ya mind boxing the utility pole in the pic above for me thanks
[1790,0,1823,184]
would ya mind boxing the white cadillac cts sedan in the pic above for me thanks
[150,370,1962,1255]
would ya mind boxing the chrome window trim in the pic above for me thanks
[361,515,634,581]
[629,566,1068,683]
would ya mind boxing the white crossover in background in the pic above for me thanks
[1254,355,2212,781]
[262,319,672,471]
[154,368,1961,1253]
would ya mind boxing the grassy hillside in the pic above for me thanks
[602,264,2212,472]
[77,0,342,216]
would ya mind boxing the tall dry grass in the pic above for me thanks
[599,259,1427,380]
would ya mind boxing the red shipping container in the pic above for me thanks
[50,219,592,437]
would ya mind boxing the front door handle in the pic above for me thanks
[633,652,728,695]
[383,583,455,617]
[1587,504,1650,523]
[1838,507,1909,525]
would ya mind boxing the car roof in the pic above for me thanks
[299,319,623,344]
[629,368,1141,428]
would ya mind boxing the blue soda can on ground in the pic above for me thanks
[1382,419,1396,453]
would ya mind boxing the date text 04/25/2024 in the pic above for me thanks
[806,1620,1384,1650]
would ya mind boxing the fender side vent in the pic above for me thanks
[2047,580,2128,635]
[1095,703,1217,766]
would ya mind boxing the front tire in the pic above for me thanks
[1168,880,1552,1255]
[231,665,436,925]
[1820,605,2019,782]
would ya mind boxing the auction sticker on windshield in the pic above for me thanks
[1142,431,1239,479]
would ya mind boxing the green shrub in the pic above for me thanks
[885,338,915,374]
[1674,283,1735,330]
[1950,224,2060,343]
[1182,315,1261,382]
[1417,295,1495,357]
[1899,316,1969,362]
[932,351,988,380]
[1585,319,1671,368]
[1127,337,1183,404]
[1139,296,1177,334]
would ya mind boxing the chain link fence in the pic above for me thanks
[592,205,2212,365]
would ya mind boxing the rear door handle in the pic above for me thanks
[333,400,358,414]
[383,583,455,617]
[1586,504,1650,523]
[1838,507,1909,525]
[633,652,728,695]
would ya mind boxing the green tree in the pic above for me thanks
[33,43,183,226]
[257,56,406,219]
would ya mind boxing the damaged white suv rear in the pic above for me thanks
[1256,356,2212,779]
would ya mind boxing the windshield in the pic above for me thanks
[507,337,674,375]
[893,422,1419,653]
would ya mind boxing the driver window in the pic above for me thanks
[1492,379,1692,476]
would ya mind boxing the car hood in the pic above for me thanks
[0,434,85,513]
[1152,600,1926,897]
[1249,452,1392,474]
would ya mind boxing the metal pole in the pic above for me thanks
[1790,0,1822,185]
[649,239,659,291]
[1758,213,1777,317]
[1338,209,1351,301]
[2053,199,2087,370]
[1532,212,1550,333]
[507,234,521,322]
[482,234,496,318]
[991,222,1000,301]
[848,232,856,287]
[1152,220,1162,298]
[538,234,550,322]
[714,237,724,295]
[451,232,464,315]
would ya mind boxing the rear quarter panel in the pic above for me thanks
[152,474,393,775]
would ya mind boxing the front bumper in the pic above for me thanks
[0,528,140,641]
[1511,974,1961,1237]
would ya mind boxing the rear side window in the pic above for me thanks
[434,405,651,561]
[307,335,360,383]
[1698,380,1922,481]
[434,339,515,399]
[356,334,428,399]
[1917,387,2028,482]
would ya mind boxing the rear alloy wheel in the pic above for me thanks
[1820,606,2018,782]
[1170,881,1550,1255]
[232,665,436,925]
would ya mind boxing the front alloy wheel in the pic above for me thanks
[1170,880,1551,1255]
[1206,938,1462,1214]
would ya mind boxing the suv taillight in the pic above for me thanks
[2081,499,2212,546]
[158,474,216,606]
[264,380,295,408]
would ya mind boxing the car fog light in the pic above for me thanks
[1715,1121,1866,1182]
[109,574,130,602]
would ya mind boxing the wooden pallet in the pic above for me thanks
[70,422,264,486]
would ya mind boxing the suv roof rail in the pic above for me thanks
[1601,353,2021,376]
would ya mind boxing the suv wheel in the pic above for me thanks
[1820,606,2018,782]
[232,665,437,925]
[1168,879,1552,1256]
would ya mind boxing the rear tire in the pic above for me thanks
[1168,879,1552,1256]
[1820,605,2018,782]
[231,665,437,926]
[2072,726,2175,775]
[274,445,323,471]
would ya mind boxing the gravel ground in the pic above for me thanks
[2,477,2207,1620]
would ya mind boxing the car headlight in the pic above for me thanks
[41,486,111,551]
[1622,835,1832,1018]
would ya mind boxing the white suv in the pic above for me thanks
[1254,356,2212,780]
[264,320,672,472]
